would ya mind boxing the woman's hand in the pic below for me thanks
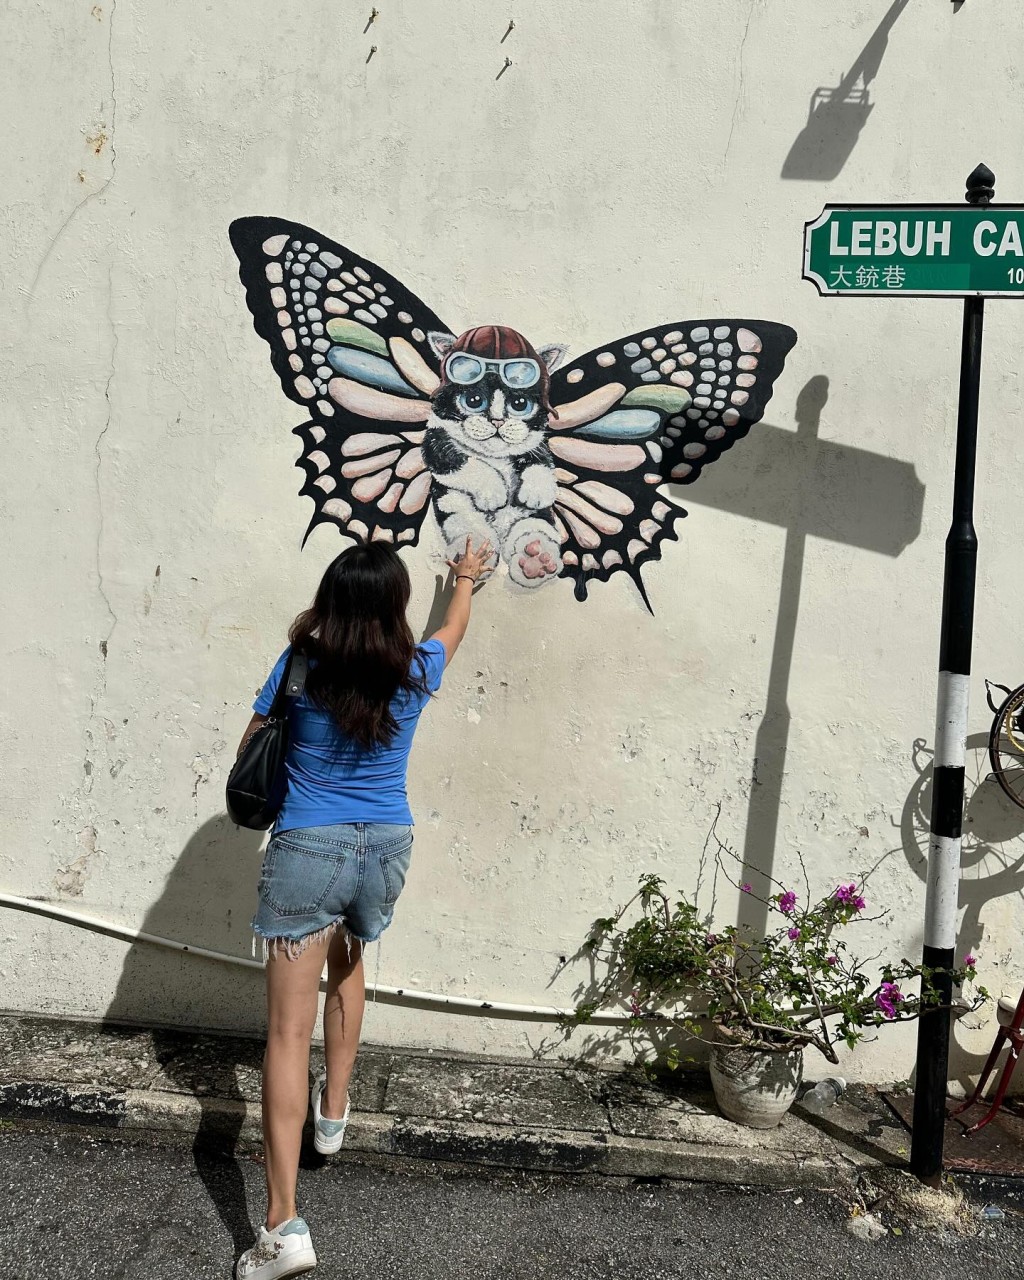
[446,536,494,584]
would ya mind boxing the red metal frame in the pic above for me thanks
[951,989,1024,1133]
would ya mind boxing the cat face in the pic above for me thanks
[432,372,548,458]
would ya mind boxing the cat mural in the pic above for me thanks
[229,217,797,608]
[423,325,566,588]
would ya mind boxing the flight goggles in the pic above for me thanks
[445,352,541,390]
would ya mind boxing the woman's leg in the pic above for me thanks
[321,927,365,1119]
[262,933,332,1230]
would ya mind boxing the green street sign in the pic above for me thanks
[803,205,1024,297]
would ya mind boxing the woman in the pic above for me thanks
[235,535,492,1279]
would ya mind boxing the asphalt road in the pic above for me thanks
[3,1124,1022,1280]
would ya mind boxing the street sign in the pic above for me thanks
[801,165,1022,1186]
[803,204,1024,297]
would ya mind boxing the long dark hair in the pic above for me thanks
[288,543,429,750]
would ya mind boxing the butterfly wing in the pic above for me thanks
[548,320,797,605]
[229,217,450,546]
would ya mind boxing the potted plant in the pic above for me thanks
[569,829,985,1128]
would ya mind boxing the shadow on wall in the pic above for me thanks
[781,0,910,182]
[674,375,925,941]
[101,814,267,1259]
[528,934,705,1072]
[418,567,486,645]
[899,732,1024,1090]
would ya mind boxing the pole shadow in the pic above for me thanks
[781,0,911,181]
[668,375,925,939]
[101,814,268,1258]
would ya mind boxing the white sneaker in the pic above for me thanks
[310,1070,350,1154]
[235,1216,317,1278]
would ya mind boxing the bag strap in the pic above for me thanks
[267,649,309,720]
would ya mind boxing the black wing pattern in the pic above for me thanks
[547,320,798,606]
[229,217,451,546]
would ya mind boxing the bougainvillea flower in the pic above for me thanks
[787,927,801,941]
[875,981,903,1020]
[740,883,752,894]
[778,890,797,915]
[827,955,839,966]
[835,883,866,912]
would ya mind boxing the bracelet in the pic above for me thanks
[456,574,476,583]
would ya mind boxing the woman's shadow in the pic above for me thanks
[100,813,268,1257]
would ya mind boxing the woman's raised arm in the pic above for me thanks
[430,536,493,663]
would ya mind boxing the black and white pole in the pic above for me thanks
[910,163,994,1184]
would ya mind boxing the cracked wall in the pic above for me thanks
[2,0,1024,1083]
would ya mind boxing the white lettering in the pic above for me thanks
[874,221,897,255]
[829,221,849,256]
[998,220,1024,257]
[926,221,951,256]
[851,221,873,255]
[899,221,924,256]
[974,220,998,256]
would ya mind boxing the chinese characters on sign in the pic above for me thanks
[829,265,907,289]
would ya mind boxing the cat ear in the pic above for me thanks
[537,343,568,373]
[428,331,457,361]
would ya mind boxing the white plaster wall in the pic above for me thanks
[2,0,1023,1085]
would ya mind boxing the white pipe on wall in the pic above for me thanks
[0,892,634,1025]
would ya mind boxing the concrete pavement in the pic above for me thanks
[0,1011,914,1189]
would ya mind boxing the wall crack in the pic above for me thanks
[28,0,118,303]
[96,258,119,658]
[723,0,758,165]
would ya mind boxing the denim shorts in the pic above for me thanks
[251,821,413,962]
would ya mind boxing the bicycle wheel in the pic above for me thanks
[989,682,1024,811]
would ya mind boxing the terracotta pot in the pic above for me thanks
[709,1043,804,1128]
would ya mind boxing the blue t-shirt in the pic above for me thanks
[253,639,446,834]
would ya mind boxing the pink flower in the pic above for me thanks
[835,883,866,912]
[875,981,903,1020]
[778,890,797,915]
[963,953,977,968]
[629,990,642,1017]
[740,883,752,894]
[787,927,801,941]
[705,933,718,946]
[827,955,839,966]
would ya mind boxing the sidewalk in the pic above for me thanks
[0,1012,917,1188]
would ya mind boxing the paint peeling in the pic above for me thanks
[54,827,98,897]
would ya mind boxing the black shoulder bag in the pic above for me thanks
[225,651,309,830]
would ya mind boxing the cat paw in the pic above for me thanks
[506,527,562,588]
[445,534,498,571]
[516,463,557,512]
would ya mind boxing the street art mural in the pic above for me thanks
[230,218,797,608]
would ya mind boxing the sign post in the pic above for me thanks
[803,164,1006,1184]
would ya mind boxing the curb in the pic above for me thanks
[0,1078,859,1189]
